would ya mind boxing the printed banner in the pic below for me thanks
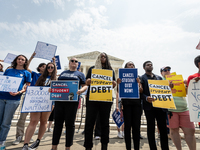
[89,69,113,102]
[0,72,4,76]
[51,55,61,70]
[0,75,22,92]
[148,80,176,109]
[50,80,79,101]
[188,79,200,122]
[4,53,17,64]
[166,74,186,97]
[34,41,57,61]
[119,68,139,99]
[112,109,124,128]
[21,86,52,113]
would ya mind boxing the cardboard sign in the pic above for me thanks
[34,41,57,61]
[119,68,139,99]
[188,79,200,122]
[148,80,176,109]
[89,69,113,102]
[4,53,17,64]
[50,80,79,101]
[166,74,186,97]
[21,86,52,113]
[0,75,22,92]
[112,109,124,128]
[51,55,61,70]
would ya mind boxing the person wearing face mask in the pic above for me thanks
[0,55,31,149]
[84,52,116,150]
[140,61,169,150]
[161,66,196,150]
[116,61,143,150]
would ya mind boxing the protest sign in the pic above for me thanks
[166,74,186,97]
[188,79,200,122]
[34,41,57,61]
[21,86,52,113]
[148,80,176,109]
[89,69,113,102]
[112,109,124,128]
[118,68,139,99]
[0,76,22,92]
[170,72,176,75]
[50,80,79,101]
[0,72,3,76]
[77,62,81,71]
[196,41,200,50]
[4,53,17,64]
[51,55,61,70]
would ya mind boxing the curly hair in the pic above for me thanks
[35,62,57,86]
[11,55,28,70]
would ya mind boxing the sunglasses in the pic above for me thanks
[163,68,170,72]
[70,60,78,63]
[47,66,54,69]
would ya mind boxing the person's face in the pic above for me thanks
[144,62,153,72]
[161,67,171,78]
[100,53,107,64]
[126,62,135,68]
[69,58,78,69]
[47,64,54,74]
[39,65,46,73]
[17,56,26,66]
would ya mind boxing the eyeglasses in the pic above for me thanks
[163,68,170,72]
[70,60,78,63]
[47,66,54,69]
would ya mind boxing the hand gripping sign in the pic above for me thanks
[89,69,113,102]
[188,79,200,122]
[148,80,176,109]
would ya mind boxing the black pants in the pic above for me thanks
[94,112,101,137]
[48,108,55,121]
[84,102,112,148]
[123,103,142,150]
[144,108,169,150]
[52,101,78,147]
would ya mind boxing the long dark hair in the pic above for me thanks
[37,63,46,72]
[11,55,28,70]
[0,63,3,72]
[35,62,56,86]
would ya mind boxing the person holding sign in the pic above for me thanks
[161,66,196,150]
[117,61,143,150]
[51,57,87,150]
[140,61,169,150]
[22,62,57,150]
[84,52,116,150]
[0,55,31,148]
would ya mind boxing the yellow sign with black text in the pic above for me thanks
[89,69,113,102]
[148,80,176,109]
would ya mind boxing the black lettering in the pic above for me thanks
[91,87,96,93]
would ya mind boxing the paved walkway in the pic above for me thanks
[4,127,200,150]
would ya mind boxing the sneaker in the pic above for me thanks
[34,129,39,135]
[94,136,100,140]
[30,139,34,143]
[47,128,53,132]
[122,131,124,137]
[29,139,40,150]
[117,132,123,139]
[13,136,22,145]
[22,144,29,150]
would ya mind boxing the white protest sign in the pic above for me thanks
[21,86,52,113]
[0,76,22,92]
[34,41,57,61]
[0,72,4,76]
[188,79,200,122]
[4,53,17,64]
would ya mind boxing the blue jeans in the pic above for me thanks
[0,99,20,142]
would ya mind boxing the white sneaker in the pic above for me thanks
[117,132,123,139]
[30,139,34,143]
[12,136,22,145]
[47,128,53,132]
[34,129,39,135]
[94,136,100,140]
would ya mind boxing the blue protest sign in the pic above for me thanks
[21,86,52,113]
[51,55,61,70]
[50,80,79,101]
[119,68,139,99]
[77,62,81,71]
[112,109,124,128]
[34,41,57,61]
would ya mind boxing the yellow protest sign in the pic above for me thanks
[89,69,113,102]
[166,74,186,97]
[148,80,176,109]
[170,72,176,75]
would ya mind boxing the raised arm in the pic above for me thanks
[27,52,36,73]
